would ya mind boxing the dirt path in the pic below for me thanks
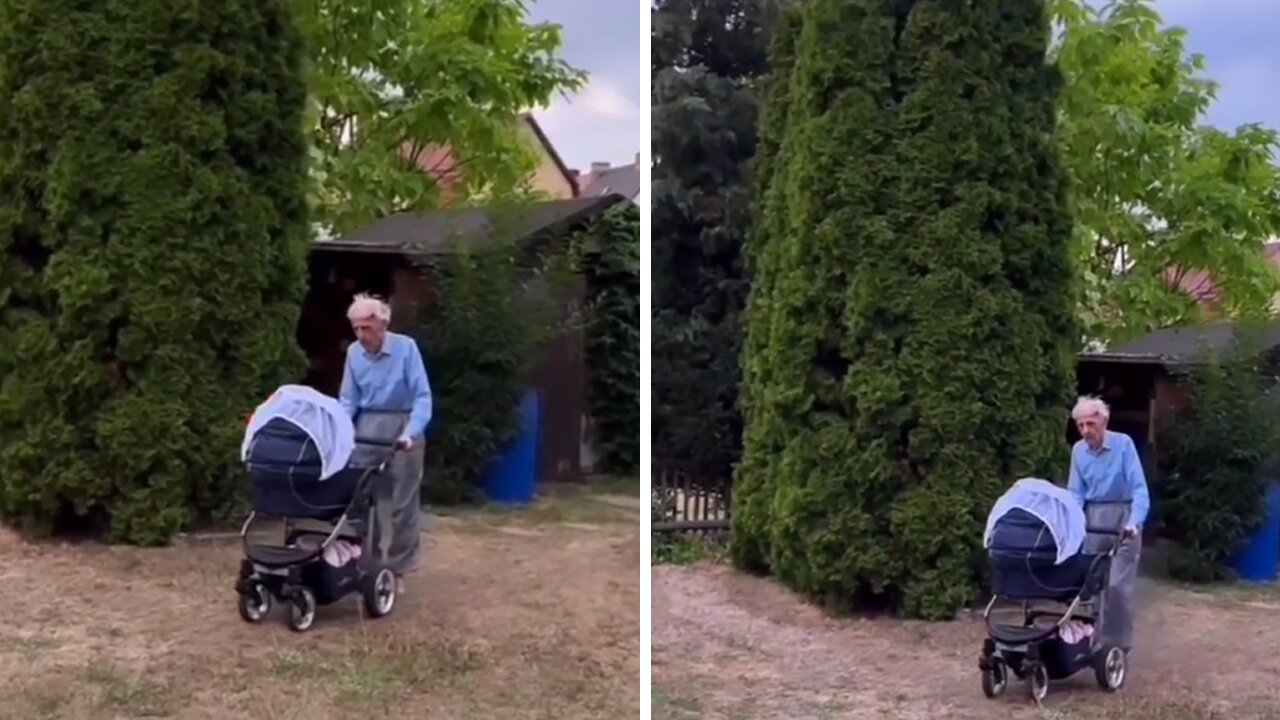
[653,563,1280,720]
[0,490,639,720]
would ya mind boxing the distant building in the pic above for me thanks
[574,152,639,202]
[408,114,580,205]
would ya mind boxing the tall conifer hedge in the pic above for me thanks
[0,0,311,544]
[735,0,1078,619]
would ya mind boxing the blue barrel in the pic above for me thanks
[1231,484,1280,583]
[482,390,541,505]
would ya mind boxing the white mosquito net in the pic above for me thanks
[241,384,355,480]
[982,477,1087,565]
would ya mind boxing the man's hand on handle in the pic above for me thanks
[395,435,413,451]
[1123,524,1139,539]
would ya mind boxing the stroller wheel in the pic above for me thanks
[1094,645,1127,691]
[363,568,397,619]
[287,588,317,632]
[238,583,272,624]
[981,659,1007,698]
[1025,662,1048,702]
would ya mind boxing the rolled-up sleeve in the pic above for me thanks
[404,340,433,439]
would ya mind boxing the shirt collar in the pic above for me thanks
[361,335,392,359]
[1088,432,1113,453]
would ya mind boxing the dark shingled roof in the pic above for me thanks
[314,194,626,257]
[1081,320,1280,365]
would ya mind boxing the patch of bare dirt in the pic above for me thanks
[652,563,1280,720]
[0,496,639,720]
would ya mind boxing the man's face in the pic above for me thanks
[351,316,387,353]
[1076,413,1107,449]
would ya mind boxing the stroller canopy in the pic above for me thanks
[983,478,1086,565]
[241,385,354,480]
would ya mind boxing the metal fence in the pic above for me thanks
[652,463,732,534]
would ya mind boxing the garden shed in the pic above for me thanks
[297,194,627,484]
[1075,320,1280,476]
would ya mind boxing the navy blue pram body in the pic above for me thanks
[245,417,367,519]
[988,508,1097,602]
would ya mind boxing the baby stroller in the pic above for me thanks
[234,385,401,632]
[978,478,1130,702]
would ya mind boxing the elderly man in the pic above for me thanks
[1068,395,1149,656]
[339,293,433,584]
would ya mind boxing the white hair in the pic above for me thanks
[346,293,391,324]
[1071,395,1110,422]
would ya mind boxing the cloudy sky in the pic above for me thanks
[1158,0,1280,134]
[526,0,641,172]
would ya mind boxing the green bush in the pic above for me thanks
[578,205,640,475]
[735,0,1077,619]
[411,229,572,504]
[1156,329,1280,583]
[0,0,310,544]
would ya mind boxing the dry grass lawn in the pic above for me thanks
[0,482,640,720]
[653,561,1280,720]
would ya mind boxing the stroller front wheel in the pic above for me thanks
[1094,645,1127,691]
[980,659,1007,698]
[287,587,317,632]
[1025,662,1049,702]
[238,583,272,623]
[362,567,398,619]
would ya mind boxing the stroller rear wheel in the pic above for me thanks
[362,568,397,619]
[1094,645,1127,691]
[287,587,317,632]
[1025,662,1049,702]
[238,583,272,624]
[980,659,1007,698]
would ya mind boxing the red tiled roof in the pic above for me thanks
[1170,242,1280,307]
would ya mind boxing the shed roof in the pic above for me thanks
[313,194,625,258]
[1080,320,1280,366]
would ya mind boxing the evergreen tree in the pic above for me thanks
[651,0,775,479]
[735,0,1077,618]
[0,0,311,544]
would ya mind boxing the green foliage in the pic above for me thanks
[410,220,572,504]
[736,0,1078,619]
[651,0,775,480]
[0,0,311,544]
[653,534,724,566]
[296,0,587,234]
[1051,0,1280,344]
[578,205,640,475]
[1156,326,1280,583]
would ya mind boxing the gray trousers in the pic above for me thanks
[1101,532,1141,651]
[351,410,424,575]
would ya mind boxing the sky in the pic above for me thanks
[526,0,642,172]
[1157,0,1280,135]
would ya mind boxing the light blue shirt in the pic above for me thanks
[1067,430,1150,527]
[338,332,433,440]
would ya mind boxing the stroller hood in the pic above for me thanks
[983,478,1086,565]
[242,385,354,480]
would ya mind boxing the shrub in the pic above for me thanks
[1156,327,1280,583]
[578,205,640,475]
[410,224,573,504]
[735,0,1077,619]
[0,0,310,544]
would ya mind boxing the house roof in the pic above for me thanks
[1080,320,1280,366]
[580,161,639,200]
[313,194,626,258]
[521,114,580,196]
